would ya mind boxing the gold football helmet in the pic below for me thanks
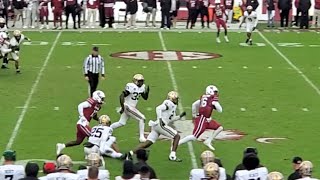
[200,150,215,165]
[87,153,102,167]
[133,74,144,87]
[204,162,219,180]
[267,172,284,180]
[299,161,313,177]
[13,30,21,37]
[0,18,5,24]
[167,91,179,104]
[99,115,111,126]
[57,154,73,170]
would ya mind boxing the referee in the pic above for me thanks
[83,46,105,97]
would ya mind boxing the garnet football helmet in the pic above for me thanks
[206,85,219,95]
[99,115,111,126]
[267,172,284,180]
[204,162,219,180]
[92,90,105,104]
[87,153,101,167]
[200,150,215,165]
[299,161,313,177]
[56,154,73,170]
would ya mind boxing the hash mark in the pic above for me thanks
[302,108,309,112]
[192,66,197,69]
[218,66,222,69]
[271,108,278,112]
[243,66,248,69]
[116,66,122,68]
[53,107,59,111]
[142,66,147,69]
[240,108,246,112]
[66,66,71,69]
[268,66,273,69]
[146,107,153,111]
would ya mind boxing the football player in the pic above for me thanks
[110,74,150,143]
[0,150,25,180]
[239,5,258,45]
[0,31,11,69]
[204,163,220,180]
[45,155,80,179]
[298,161,316,180]
[213,0,229,43]
[9,30,31,74]
[128,91,186,162]
[84,115,125,160]
[179,85,223,151]
[190,150,226,180]
[56,90,106,155]
[267,172,284,180]
[77,153,110,180]
[235,153,268,180]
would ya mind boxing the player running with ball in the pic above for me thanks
[239,5,258,45]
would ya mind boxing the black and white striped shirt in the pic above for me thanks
[83,55,105,76]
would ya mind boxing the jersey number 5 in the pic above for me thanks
[5,175,13,180]
[91,127,103,138]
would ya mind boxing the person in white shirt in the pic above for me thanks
[235,153,268,180]
[298,161,317,180]
[77,153,110,180]
[267,171,284,180]
[44,154,80,180]
[0,150,25,180]
[239,5,258,45]
[24,0,39,28]
[128,91,186,162]
[190,150,227,180]
[110,74,150,143]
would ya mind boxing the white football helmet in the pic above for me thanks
[206,85,219,95]
[0,18,5,24]
[92,90,105,104]
[57,155,73,170]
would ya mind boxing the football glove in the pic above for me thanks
[252,27,256,31]
[179,112,186,118]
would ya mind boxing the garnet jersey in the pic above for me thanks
[87,0,99,8]
[192,94,222,119]
[78,98,101,122]
[0,165,25,180]
[213,5,225,18]
[190,167,227,180]
[77,168,110,180]
[124,82,146,107]
[235,167,268,180]
[51,0,64,9]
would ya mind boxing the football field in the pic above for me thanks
[1,29,320,179]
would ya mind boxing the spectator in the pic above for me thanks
[115,160,140,180]
[44,155,80,179]
[103,0,115,28]
[234,153,268,180]
[293,0,301,27]
[20,162,40,180]
[143,0,157,27]
[298,161,316,180]
[39,162,56,179]
[265,0,276,27]
[277,0,291,27]
[88,166,99,180]
[86,0,99,28]
[99,0,106,27]
[39,0,49,29]
[186,0,197,28]
[0,0,10,26]
[126,0,138,29]
[224,0,234,23]
[81,0,87,27]
[134,149,157,179]
[11,0,25,27]
[65,0,77,29]
[288,157,303,180]
[160,0,171,29]
[139,166,151,179]
[299,0,311,29]
[24,0,39,29]
[170,0,180,28]
[0,150,25,179]
[246,0,259,10]
[312,0,320,27]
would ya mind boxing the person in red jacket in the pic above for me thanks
[104,0,115,28]
[51,0,64,29]
[312,0,320,27]
[39,0,49,29]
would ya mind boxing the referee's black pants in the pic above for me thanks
[88,72,99,97]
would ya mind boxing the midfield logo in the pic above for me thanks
[111,51,222,61]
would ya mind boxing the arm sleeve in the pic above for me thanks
[192,100,200,118]
[156,103,168,120]
[212,101,222,113]
[83,56,89,76]
[78,101,91,117]
[101,57,105,76]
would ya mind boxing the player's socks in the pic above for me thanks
[207,126,224,143]
[178,135,197,145]
[139,120,146,142]
[245,38,249,43]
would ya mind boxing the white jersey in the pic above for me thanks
[45,172,80,180]
[244,11,257,25]
[124,82,146,107]
[0,164,25,180]
[10,34,26,48]
[0,26,8,33]
[115,174,141,180]
[77,169,110,180]
[189,167,227,180]
[155,99,178,125]
[88,125,113,146]
[235,167,268,180]
[298,178,319,180]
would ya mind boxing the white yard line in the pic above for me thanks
[158,31,198,169]
[1,31,62,162]
[258,31,320,96]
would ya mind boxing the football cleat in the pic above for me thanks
[139,137,147,143]
[169,156,182,162]
[203,140,216,151]
[56,143,65,155]
[249,39,253,45]
[224,36,229,43]
[216,37,221,43]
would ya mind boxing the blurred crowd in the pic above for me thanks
[0,147,317,180]
[0,0,319,30]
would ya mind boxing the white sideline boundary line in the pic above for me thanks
[258,31,320,96]
[1,31,62,162]
[158,31,198,169]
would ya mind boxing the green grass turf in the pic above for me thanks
[1,30,320,179]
